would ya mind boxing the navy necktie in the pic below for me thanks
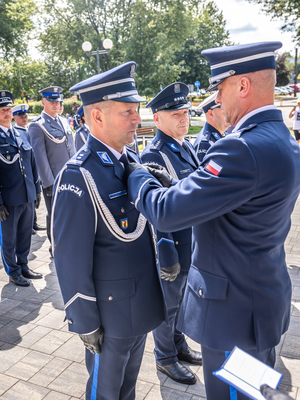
[8,128,15,144]
[119,153,129,167]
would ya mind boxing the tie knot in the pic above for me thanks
[120,153,129,167]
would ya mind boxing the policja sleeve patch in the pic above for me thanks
[205,160,222,176]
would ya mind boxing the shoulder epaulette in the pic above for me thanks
[31,115,42,123]
[150,137,163,151]
[67,147,91,166]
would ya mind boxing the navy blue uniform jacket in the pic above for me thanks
[127,109,300,353]
[141,130,199,271]
[29,112,76,189]
[52,134,166,338]
[0,127,40,206]
[193,122,223,162]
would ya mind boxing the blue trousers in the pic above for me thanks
[85,334,146,400]
[0,202,34,277]
[153,270,188,366]
[42,187,52,243]
[202,344,276,400]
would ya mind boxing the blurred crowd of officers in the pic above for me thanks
[0,39,299,400]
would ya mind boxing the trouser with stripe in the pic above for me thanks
[153,270,188,366]
[202,344,276,400]
[0,202,34,277]
[85,334,146,400]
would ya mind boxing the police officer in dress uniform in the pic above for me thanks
[125,42,300,400]
[193,92,230,162]
[28,86,75,256]
[52,62,167,400]
[12,104,46,234]
[142,83,202,385]
[0,92,42,286]
[74,105,90,151]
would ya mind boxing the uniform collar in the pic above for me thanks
[90,133,127,161]
[233,105,277,132]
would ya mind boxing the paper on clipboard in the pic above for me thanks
[213,347,282,400]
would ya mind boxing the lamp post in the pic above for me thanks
[82,39,113,74]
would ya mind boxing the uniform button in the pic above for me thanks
[199,289,203,296]
[24,174,27,177]
[156,259,159,264]
[108,296,113,301]
[67,319,73,324]
[84,149,89,152]
[175,241,179,245]
[23,166,25,169]
[21,158,23,161]
[121,208,125,213]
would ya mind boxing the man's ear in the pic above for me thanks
[239,77,251,98]
[91,108,104,128]
[206,109,214,118]
[153,112,160,127]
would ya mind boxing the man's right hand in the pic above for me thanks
[79,327,104,354]
[260,385,294,400]
[0,205,9,221]
[45,185,53,197]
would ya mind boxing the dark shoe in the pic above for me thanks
[9,275,30,287]
[156,362,196,385]
[178,347,202,365]
[32,229,36,235]
[33,223,46,231]
[49,246,53,258]
[22,269,43,279]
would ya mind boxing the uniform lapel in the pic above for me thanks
[12,127,23,149]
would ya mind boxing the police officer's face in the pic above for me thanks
[42,98,60,118]
[100,101,141,152]
[0,106,13,128]
[216,77,240,126]
[154,109,189,140]
[14,114,28,128]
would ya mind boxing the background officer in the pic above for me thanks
[0,91,42,286]
[142,82,201,385]
[193,92,230,162]
[52,62,167,400]
[125,41,300,400]
[28,86,75,256]
[12,104,46,234]
[74,105,90,151]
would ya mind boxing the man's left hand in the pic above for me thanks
[35,193,41,209]
[160,262,181,281]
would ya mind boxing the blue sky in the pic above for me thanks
[213,0,296,56]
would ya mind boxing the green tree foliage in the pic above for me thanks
[173,1,231,89]
[246,0,300,45]
[276,52,292,86]
[0,0,36,58]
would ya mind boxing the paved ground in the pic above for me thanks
[1,121,300,399]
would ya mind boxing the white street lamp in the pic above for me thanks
[82,39,113,74]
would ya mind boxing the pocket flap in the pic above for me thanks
[96,278,136,302]
[187,265,228,300]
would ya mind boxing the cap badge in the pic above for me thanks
[21,105,25,110]
[130,65,135,77]
[174,84,180,93]
[1,91,5,96]
[54,87,58,92]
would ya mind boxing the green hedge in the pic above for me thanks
[27,100,82,116]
